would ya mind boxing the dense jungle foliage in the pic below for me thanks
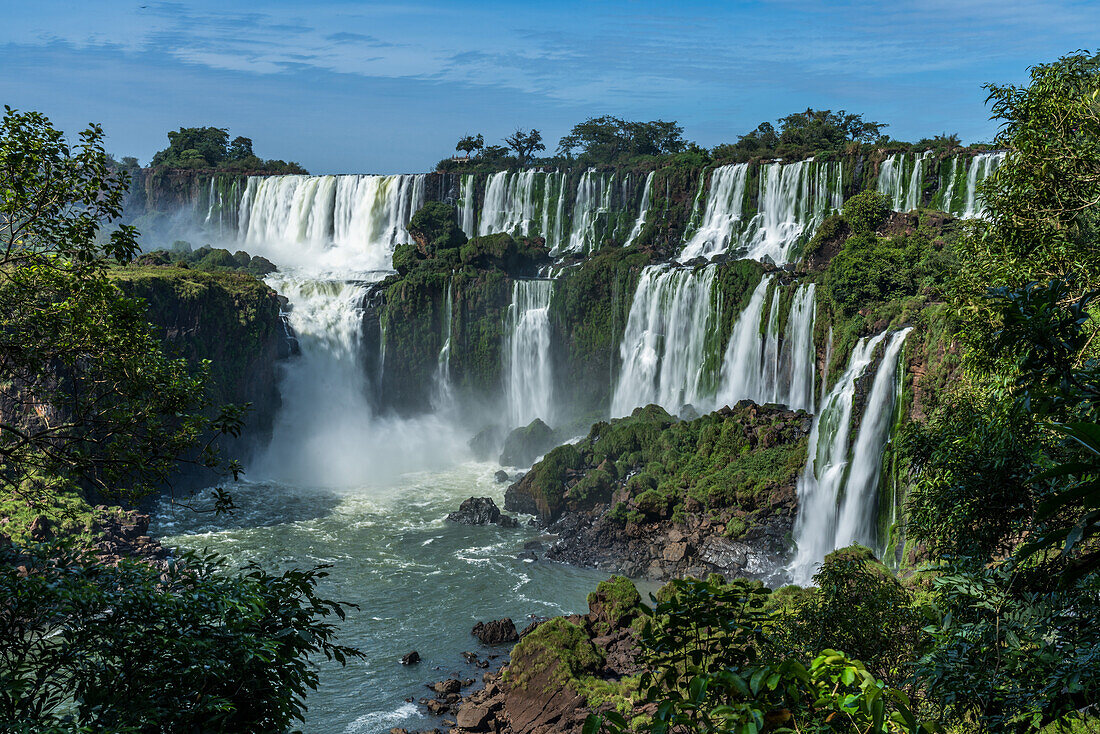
[0,107,359,732]
[576,49,1100,734]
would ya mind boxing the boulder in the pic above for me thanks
[471,618,519,645]
[455,702,493,730]
[499,418,556,467]
[447,497,501,525]
[401,650,420,665]
[494,469,510,483]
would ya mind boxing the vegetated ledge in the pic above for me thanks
[504,401,811,581]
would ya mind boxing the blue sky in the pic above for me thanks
[1,0,1095,174]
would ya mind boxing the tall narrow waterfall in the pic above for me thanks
[960,152,1006,218]
[833,328,912,553]
[624,171,655,246]
[788,329,911,584]
[458,174,477,237]
[506,280,555,428]
[714,277,772,408]
[433,280,455,410]
[781,284,817,413]
[679,160,842,266]
[612,265,718,417]
[237,173,425,272]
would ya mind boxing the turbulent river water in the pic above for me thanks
[151,465,619,733]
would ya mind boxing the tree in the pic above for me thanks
[1,541,362,731]
[777,108,887,153]
[228,135,254,160]
[0,108,242,510]
[456,133,484,158]
[504,128,545,166]
[150,126,230,167]
[557,116,688,164]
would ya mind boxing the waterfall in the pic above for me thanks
[458,175,477,237]
[478,171,538,238]
[834,328,912,552]
[563,170,614,255]
[781,284,817,413]
[237,173,425,273]
[679,164,750,261]
[960,152,1006,218]
[432,280,455,410]
[788,329,911,584]
[612,265,718,417]
[624,171,655,246]
[679,160,842,266]
[714,277,772,408]
[257,276,375,486]
[506,279,554,428]
[877,152,930,212]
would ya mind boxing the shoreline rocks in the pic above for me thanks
[446,497,519,528]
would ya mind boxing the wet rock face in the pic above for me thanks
[472,618,519,645]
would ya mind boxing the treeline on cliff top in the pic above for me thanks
[112,125,308,174]
[439,108,991,174]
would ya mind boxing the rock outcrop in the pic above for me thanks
[447,498,519,528]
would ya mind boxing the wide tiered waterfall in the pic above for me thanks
[236,173,425,272]
[873,150,1006,217]
[612,265,719,417]
[788,328,912,584]
[877,151,932,212]
[679,160,843,265]
[613,267,819,418]
[506,279,555,428]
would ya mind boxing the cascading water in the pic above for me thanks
[479,171,538,237]
[563,170,615,255]
[960,151,1006,218]
[679,160,842,266]
[788,329,911,584]
[612,265,718,417]
[433,280,455,410]
[833,328,912,554]
[624,171,655,246]
[877,151,931,212]
[458,174,477,237]
[679,164,749,261]
[780,284,817,413]
[237,173,425,272]
[506,279,555,429]
[714,277,772,408]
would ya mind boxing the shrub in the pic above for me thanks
[842,190,891,233]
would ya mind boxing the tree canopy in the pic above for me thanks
[148,126,307,173]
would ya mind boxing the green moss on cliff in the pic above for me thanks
[110,266,283,413]
[504,617,604,693]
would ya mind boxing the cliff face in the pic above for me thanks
[110,266,286,442]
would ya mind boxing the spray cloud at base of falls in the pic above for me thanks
[788,328,912,585]
[506,279,555,429]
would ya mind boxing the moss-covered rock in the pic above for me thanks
[504,617,603,693]
[586,575,643,631]
[499,418,557,467]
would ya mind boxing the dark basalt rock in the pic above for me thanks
[446,497,520,528]
[494,469,510,483]
[401,650,421,665]
[471,618,519,645]
[447,497,501,525]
